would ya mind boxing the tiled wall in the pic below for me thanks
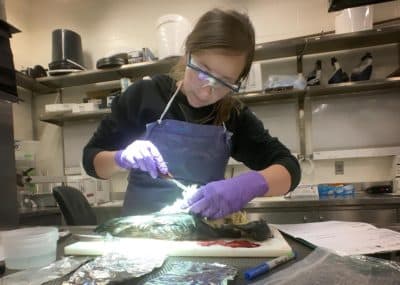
[5,0,400,192]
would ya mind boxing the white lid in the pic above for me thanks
[156,14,189,28]
[2,227,57,242]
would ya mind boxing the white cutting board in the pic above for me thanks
[64,226,292,257]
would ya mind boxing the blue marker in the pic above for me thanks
[244,251,296,280]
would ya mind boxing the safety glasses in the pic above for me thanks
[186,53,242,93]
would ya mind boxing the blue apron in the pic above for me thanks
[122,83,232,216]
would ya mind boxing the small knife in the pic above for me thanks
[159,172,188,192]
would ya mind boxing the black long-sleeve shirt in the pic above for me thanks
[82,74,301,190]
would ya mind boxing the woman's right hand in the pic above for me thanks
[114,140,168,178]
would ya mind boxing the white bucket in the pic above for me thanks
[335,6,373,34]
[156,14,191,59]
[2,227,58,269]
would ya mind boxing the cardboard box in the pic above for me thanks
[45,103,76,113]
[72,103,99,113]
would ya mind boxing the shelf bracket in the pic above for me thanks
[297,90,306,161]
[296,55,303,74]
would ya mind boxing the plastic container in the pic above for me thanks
[343,184,355,195]
[318,184,335,196]
[2,227,58,269]
[334,184,344,196]
[14,140,40,169]
[156,14,191,59]
[72,102,99,113]
[335,6,373,34]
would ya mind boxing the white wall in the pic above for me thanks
[12,88,33,140]
[5,0,400,191]
[4,0,32,69]
[5,0,34,140]
[7,0,250,69]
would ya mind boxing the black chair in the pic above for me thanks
[53,186,97,225]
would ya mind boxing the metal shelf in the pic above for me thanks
[254,26,400,61]
[0,90,18,102]
[40,109,111,126]
[236,89,304,103]
[236,78,400,103]
[16,26,399,94]
[16,71,56,94]
[313,146,400,160]
[36,57,179,90]
[307,77,400,98]
[38,78,400,126]
[39,89,303,126]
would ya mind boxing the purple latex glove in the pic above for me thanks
[114,140,168,178]
[187,171,269,219]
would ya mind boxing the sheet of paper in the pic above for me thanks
[274,221,400,256]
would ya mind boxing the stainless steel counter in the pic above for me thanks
[245,193,400,226]
[18,194,400,214]
[246,193,400,209]
[1,225,312,284]
[3,225,399,284]
[17,193,400,226]
[96,193,400,210]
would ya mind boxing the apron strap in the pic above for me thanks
[158,81,183,124]
[157,81,228,131]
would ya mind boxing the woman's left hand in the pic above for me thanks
[185,171,269,219]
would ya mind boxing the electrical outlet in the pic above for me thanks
[335,160,344,175]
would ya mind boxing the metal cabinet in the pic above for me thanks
[93,206,122,224]
[19,211,62,226]
[246,205,400,226]
[318,207,398,226]
[246,209,319,224]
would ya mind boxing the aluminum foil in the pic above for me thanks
[144,261,237,285]
[0,256,88,285]
[65,252,166,285]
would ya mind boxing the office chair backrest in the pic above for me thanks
[53,186,97,225]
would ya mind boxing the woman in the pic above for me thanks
[83,9,301,219]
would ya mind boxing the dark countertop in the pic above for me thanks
[2,225,314,284]
[3,225,398,284]
[57,226,314,285]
